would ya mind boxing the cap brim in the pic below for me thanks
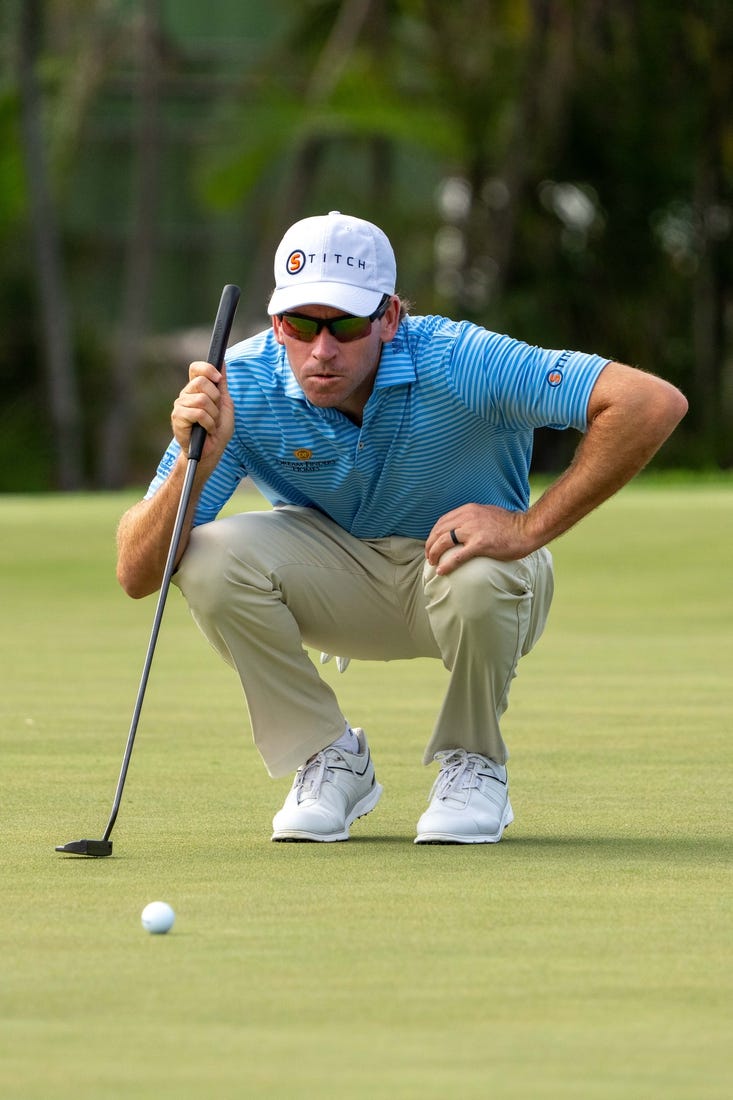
[267,282,385,317]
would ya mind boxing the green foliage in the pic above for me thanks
[199,67,460,210]
[0,92,26,231]
[1,0,732,486]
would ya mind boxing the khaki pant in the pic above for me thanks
[174,505,554,778]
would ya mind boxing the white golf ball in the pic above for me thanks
[141,900,175,934]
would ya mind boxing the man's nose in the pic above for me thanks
[311,328,339,357]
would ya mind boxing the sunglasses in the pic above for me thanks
[278,295,390,344]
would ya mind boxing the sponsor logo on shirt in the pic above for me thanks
[277,449,337,472]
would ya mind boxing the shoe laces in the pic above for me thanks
[294,746,357,802]
[429,749,495,802]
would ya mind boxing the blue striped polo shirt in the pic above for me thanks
[146,314,609,539]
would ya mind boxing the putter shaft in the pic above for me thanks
[56,284,241,857]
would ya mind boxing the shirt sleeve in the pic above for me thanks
[144,438,248,527]
[449,322,610,432]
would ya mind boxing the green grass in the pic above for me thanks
[1,481,731,1099]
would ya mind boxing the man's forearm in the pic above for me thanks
[524,366,688,551]
[116,454,204,598]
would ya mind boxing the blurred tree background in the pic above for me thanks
[0,0,731,490]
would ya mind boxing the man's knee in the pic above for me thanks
[424,552,554,663]
[175,514,272,614]
[174,522,226,612]
[427,556,534,620]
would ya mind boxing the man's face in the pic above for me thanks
[272,298,401,423]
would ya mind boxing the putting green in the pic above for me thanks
[1,480,730,1098]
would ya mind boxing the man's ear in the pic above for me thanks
[381,296,402,343]
[272,315,285,345]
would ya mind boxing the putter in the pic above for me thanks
[56,283,241,857]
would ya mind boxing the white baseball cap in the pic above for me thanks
[267,211,397,317]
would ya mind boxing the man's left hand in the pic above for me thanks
[425,503,532,575]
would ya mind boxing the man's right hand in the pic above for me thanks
[172,360,235,471]
[116,360,234,600]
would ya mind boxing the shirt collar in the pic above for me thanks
[373,327,416,387]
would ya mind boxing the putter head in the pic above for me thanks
[55,838,113,857]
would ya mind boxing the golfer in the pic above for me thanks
[117,211,687,844]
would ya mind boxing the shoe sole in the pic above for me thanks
[271,782,383,842]
[414,800,514,845]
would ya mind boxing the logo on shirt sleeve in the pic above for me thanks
[547,350,571,387]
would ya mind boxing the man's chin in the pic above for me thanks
[303,379,343,405]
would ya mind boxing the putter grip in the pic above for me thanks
[188,283,241,462]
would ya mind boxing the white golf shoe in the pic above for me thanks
[272,729,382,842]
[414,749,513,844]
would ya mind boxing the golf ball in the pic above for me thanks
[141,900,175,934]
